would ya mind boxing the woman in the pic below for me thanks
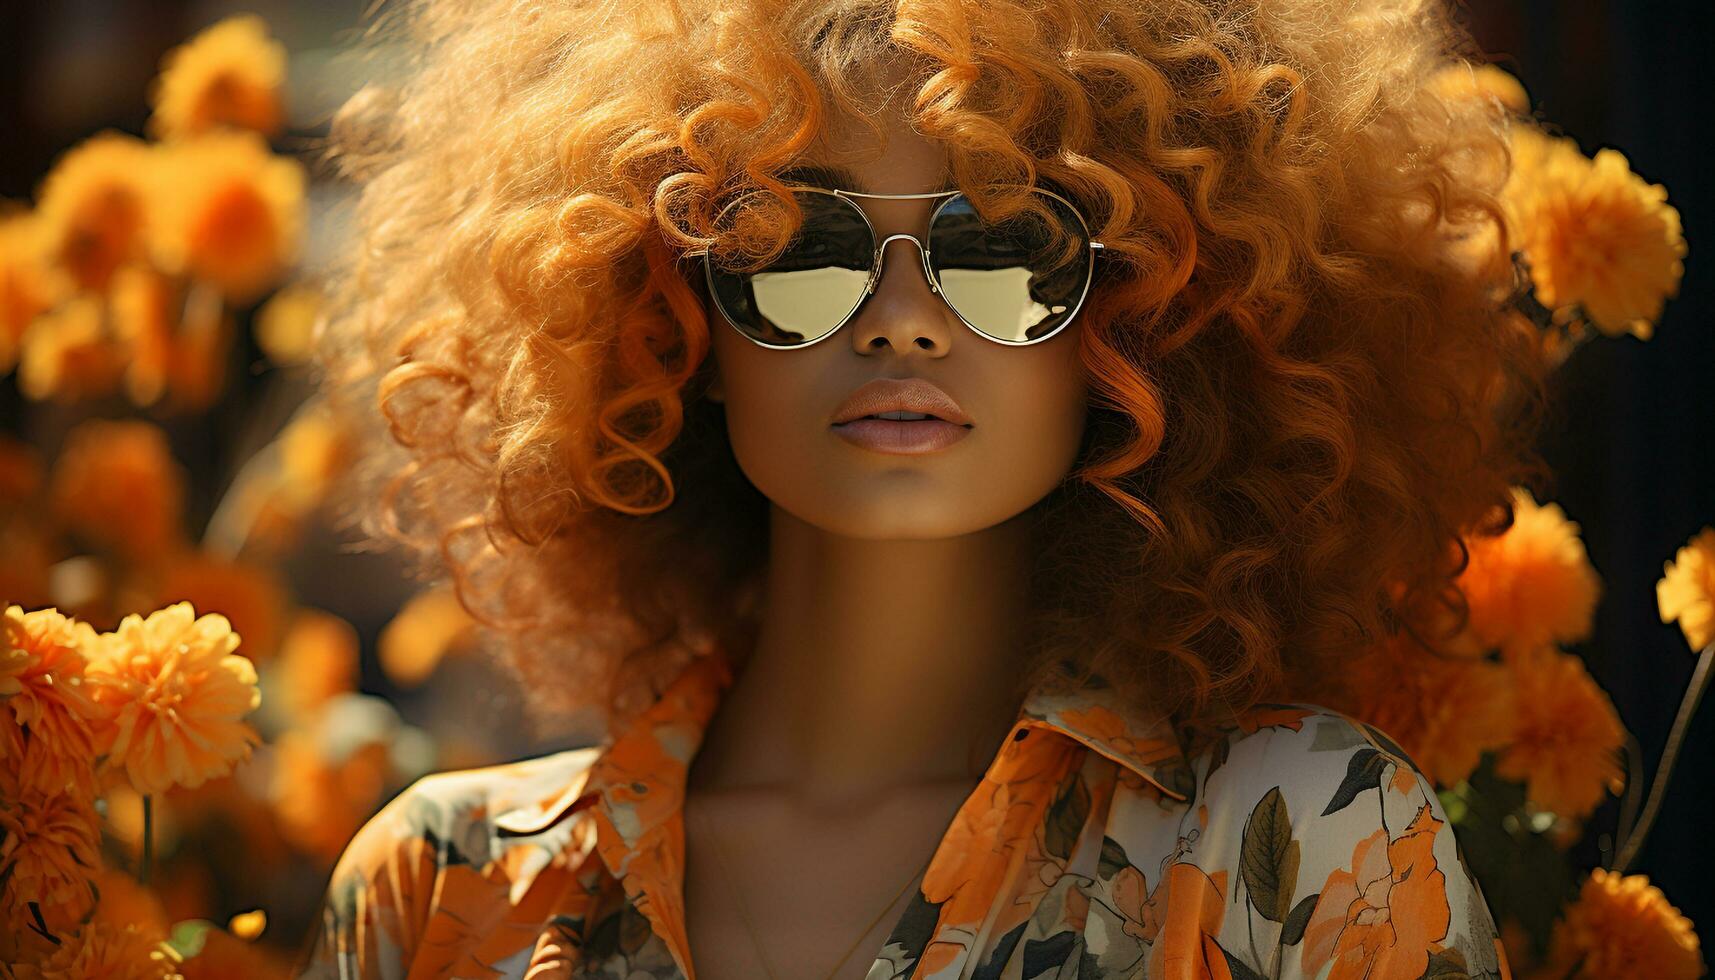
[296,0,1546,976]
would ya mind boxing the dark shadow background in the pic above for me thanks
[3,0,1711,935]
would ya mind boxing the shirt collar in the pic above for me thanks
[493,647,1193,839]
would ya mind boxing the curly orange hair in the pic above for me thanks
[312,0,1552,744]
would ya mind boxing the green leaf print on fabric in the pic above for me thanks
[1321,747,1392,816]
[1281,892,1319,948]
[1240,786,1300,922]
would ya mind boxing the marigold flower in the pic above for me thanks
[1429,61,1530,114]
[1503,127,1686,340]
[16,293,129,402]
[379,585,478,687]
[1,209,68,374]
[49,417,188,562]
[1537,869,1704,980]
[1494,646,1625,819]
[8,916,183,980]
[1657,526,1715,653]
[1339,632,1513,788]
[84,601,262,796]
[2,605,103,797]
[150,131,304,303]
[109,263,233,413]
[0,780,102,940]
[148,14,286,141]
[1457,486,1602,659]
[36,132,158,293]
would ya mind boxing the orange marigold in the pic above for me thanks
[16,293,129,402]
[1502,127,1686,340]
[1494,647,1625,820]
[8,916,184,980]
[1657,526,1715,653]
[2,605,103,798]
[1339,633,1513,788]
[48,417,188,563]
[0,779,102,941]
[35,132,157,293]
[150,131,304,303]
[84,601,262,796]
[147,13,286,141]
[1458,486,1602,660]
[1537,869,1704,980]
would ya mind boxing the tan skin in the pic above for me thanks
[680,101,1092,980]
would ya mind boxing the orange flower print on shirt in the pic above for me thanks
[1301,803,1453,980]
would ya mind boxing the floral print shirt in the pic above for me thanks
[295,649,1511,980]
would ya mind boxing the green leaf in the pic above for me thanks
[1281,893,1319,947]
[165,919,216,959]
[1045,768,1091,860]
[1321,748,1390,816]
[1239,786,1300,922]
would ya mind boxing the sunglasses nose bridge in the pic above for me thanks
[866,232,938,296]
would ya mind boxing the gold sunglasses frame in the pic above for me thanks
[685,184,1106,350]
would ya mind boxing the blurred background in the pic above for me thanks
[1,0,1710,973]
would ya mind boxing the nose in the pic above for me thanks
[847,233,956,354]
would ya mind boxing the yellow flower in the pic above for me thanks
[1494,647,1625,820]
[1503,127,1686,340]
[379,585,478,687]
[1457,487,1602,659]
[151,131,305,303]
[49,417,188,562]
[1429,61,1530,114]
[148,14,287,141]
[1537,869,1704,980]
[84,601,262,796]
[36,132,158,293]
[2,605,104,798]
[0,780,102,942]
[1657,526,1715,653]
[1339,632,1513,788]
[16,293,129,402]
[0,209,69,374]
[254,280,321,365]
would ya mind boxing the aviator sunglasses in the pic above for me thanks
[686,173,1105,349]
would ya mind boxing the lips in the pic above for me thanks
[830,377,973,427]
[829,377,973,455]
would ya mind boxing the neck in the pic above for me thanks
[689,503,1036,812]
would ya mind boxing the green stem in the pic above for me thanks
[1612,641,1714,873]
[141,794,153,886]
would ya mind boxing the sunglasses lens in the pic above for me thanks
[705,190,873,348]
[927,191,1092,343]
